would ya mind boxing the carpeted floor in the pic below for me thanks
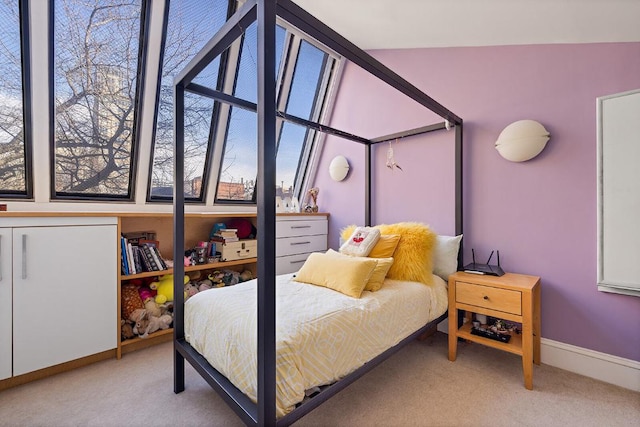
[0,332,638,426]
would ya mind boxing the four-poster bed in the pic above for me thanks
[172,0,463,425]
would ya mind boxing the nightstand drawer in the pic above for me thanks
[456,281,522,315]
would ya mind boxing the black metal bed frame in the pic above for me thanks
[172,1,463,425]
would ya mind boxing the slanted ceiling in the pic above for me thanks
[292,0,640,50]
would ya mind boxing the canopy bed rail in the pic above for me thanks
[172,0,463,425]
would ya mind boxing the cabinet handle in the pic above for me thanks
[291,225,311,229]
[21,234,27,279]
[483,295,489,300]
[290,241,310,246]
[289,259,306,264]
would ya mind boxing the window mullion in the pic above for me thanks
[207,37,243,204]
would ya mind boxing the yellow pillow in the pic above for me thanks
[326,249,393,292]
[294,252,378,298]
[368,234,401,258]
[375,222,436,285]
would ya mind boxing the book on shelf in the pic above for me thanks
[126,242,137,275]
[140,242,168,271]
[140,243,161,271]
[120,236,130,275]
[217,228,238,236]
[211,234,239,243]
[123,231,157,246]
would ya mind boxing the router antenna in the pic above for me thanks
[486,250,494,265]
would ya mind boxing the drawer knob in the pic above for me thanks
[483,295,489,300]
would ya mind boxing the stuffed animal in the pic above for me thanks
[121,318,135,341]
[130,308,173,338]
[208,271,225,287]
[239,270,253,282]
[138,286,161,317]
[197,279,213,292]
[150,274,189,304]
[184,282,199,300]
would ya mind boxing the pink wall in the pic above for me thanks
[313,42,640,361]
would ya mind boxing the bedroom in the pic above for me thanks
[0,0,639,425]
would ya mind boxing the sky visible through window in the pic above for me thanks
[0,0,27,194]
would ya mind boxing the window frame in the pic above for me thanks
[48,0,151,201]
[0,0,34,200]
[212,20,342,205]
[146,0,235,204]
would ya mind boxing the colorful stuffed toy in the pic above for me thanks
[150,274,189,304]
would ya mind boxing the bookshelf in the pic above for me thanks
[117,212,258,358]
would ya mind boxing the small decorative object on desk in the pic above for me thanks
[304,187,319,213]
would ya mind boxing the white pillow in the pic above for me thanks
[433,234,463,280]
[339,226,381,257]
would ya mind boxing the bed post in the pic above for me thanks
[173,81,186,394]
[365,143,372,227]
[455,122,463,269]
[256,0,277,425]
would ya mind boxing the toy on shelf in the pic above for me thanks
[150,274,189,304]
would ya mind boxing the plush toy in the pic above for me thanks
[221,269,240,286]
[208,271,225,288]
[239,270,253,282]
[197,279,213,292]
[184,282,199,300]
[150,274,189,304]
[131,309,173,338]
[138,286,161,317]
[121,318,135,341]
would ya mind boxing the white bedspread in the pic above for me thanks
[184,273,447,417]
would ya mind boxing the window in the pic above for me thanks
[51,0,148,199]
[215,23,286,202]
[148,0,230,200]
[0,0,32,198]
[215,24,337,203]
[152,1,340,204]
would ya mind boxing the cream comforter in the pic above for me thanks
[184,273,447,417]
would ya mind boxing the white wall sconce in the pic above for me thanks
[495,120,550,162]
[329,155,350,181]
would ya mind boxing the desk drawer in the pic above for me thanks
[276,218,327,238]
[456,281,522,315]
[276,234,327,257]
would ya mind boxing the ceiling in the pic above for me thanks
[291,0,640,50]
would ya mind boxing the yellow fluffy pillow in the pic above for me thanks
[368,234,401,258]
[375,222,436,285]
[294,252,378,298]
[326,249,393,292]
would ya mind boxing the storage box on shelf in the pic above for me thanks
[117,213,258,358]
[275,213,329,275]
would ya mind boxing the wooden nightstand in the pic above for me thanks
[448,271,541,389]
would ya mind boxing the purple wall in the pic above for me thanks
[313,42,640,361]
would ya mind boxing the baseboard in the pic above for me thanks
[437,319,640,391]
[540,338,640,392]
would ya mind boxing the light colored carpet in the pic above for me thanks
[0,332,638,426]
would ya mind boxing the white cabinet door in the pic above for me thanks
[0,228,11,380]
[12,225,117,375]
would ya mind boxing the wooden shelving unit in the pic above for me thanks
[117,213,258,358]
